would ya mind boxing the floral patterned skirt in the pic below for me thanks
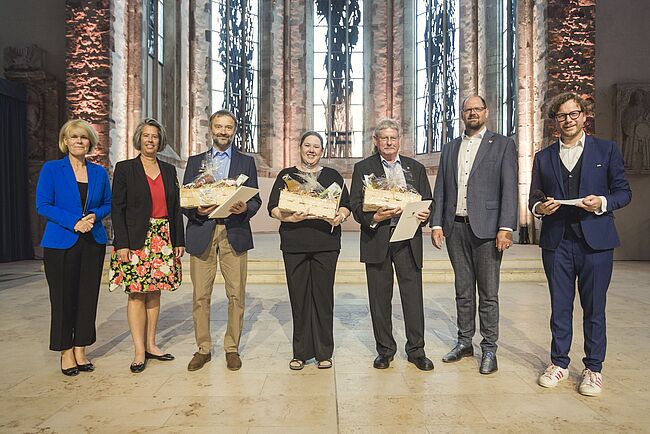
[109,218,182,293]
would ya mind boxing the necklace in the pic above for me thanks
[300,161,320,172]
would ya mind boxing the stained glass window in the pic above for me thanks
[143,0,164,120]
[500,0,517,137]
[416,0,459,154]
[210,0,259,153]
[313,0,364,158]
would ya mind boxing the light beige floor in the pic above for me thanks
[1,236,649,433]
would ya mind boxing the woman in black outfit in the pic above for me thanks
[267,131,350,370]
[110,119,185,373]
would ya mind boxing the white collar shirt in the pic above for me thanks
[456,127,487,216]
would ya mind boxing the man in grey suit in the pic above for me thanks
[430,95,518,374]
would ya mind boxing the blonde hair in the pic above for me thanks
[58,119,99,154]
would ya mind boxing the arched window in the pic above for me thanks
[312,0,364,158]
[210,0,259,153]
[415,0,459,154]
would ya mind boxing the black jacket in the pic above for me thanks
[349,153,432,268]
[112,155,185,250]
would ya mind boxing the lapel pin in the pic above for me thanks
[596,164,602,167]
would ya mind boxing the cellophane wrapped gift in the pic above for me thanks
[362,173,421,212]
[277,172,341,220]
[180,158,248,208]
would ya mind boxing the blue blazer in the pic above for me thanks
[182,147,261,256]
[528,135,631,251]
[36,157,112,249]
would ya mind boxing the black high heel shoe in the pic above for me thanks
[61,357,79,377]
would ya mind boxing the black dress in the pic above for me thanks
[267,166,350,361]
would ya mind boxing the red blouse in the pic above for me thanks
[147,175,168,218]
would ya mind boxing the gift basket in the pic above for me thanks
[180,158,248,208]
[277,172,342,220]
[362,172,421,212]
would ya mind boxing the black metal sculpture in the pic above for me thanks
[315,0,361,158]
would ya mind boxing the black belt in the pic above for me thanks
[214,218,227,225]
[454,215,470,224]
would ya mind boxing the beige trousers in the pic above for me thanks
[190,224,247,354]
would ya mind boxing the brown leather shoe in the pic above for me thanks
[226,352,242,371]
[187,352,211,371]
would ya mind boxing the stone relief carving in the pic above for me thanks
[617,84,650,174]
[3,45,44,71]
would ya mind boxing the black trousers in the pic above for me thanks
[446,221,502,353]
[43,235,106,351]
[282,250,339,361]
[365,239,425,359]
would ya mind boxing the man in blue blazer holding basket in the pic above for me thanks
[183,109,261,372]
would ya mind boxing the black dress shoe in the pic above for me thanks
[373,354,394,369]
[479,351,498,374]
[407,355,434,371]
[145,351,175,361]
[442,343,474,363]
[61,366,79,376]
[61,356,79,376]
[77,362,95,372]
[130,361,146,373]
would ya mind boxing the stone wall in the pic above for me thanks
[595,0,650,260]
[545,0,595,142]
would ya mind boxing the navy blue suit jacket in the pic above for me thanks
[182,147,261,255]
[36,157,111,249]
[528,135,631,251]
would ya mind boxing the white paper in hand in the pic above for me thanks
[208,186,259,219]
[555,198,584,206]
[389,200,432,242]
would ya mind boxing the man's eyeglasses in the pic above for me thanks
[554,110,582,122]
[462,107,486,114]
[376,136,399,143]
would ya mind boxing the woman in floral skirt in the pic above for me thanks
[110,119,185,373]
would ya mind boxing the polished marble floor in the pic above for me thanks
[1,239,649,433]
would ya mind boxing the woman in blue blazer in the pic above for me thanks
[36,119,111,376]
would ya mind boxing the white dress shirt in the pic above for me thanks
[532,131,607,217]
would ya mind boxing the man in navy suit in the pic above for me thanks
[530,92,631,396]
[184,109,261,372]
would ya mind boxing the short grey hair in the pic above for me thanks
[209,109,238,129]
[133,118,168,152]
[373,118,402,137]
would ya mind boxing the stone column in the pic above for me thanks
[65,0,112,169]
[545,0,596,141]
